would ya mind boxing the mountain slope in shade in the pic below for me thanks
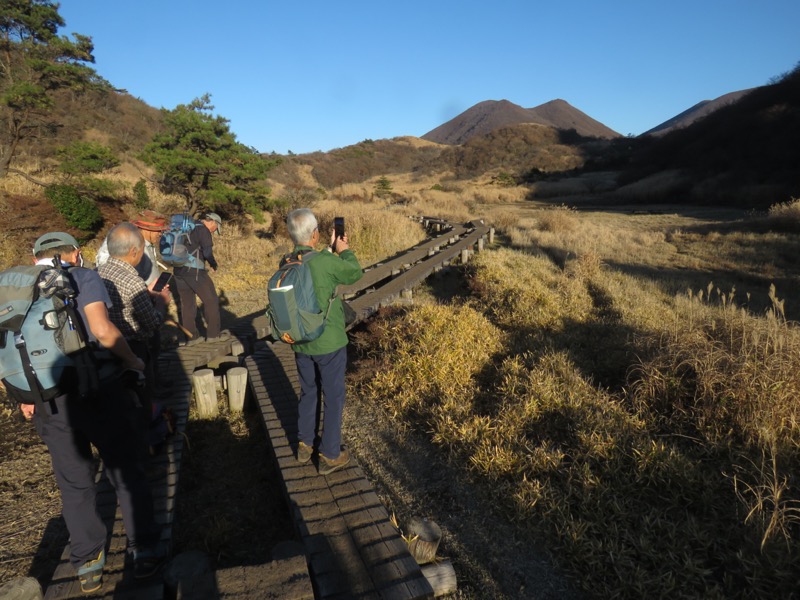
[642,89,754,136]
[422,99,621,145]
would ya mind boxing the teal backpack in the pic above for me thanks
[0,263,100,403]
[266,250,335,345]
[160,214,202,269]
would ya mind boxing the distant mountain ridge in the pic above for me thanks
[643,89,755,136]
[422,99,621,145]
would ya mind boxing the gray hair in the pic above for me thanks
[286,208,318,245]
[107,222,144,258]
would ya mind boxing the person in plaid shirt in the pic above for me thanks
[98,223,172,445]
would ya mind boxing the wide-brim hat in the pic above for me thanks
[132,211,168,232]
[33,231,79,255]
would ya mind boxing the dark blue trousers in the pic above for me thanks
[295,347,347,459]
[33,381,160,569]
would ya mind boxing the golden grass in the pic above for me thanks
[358,204,800,598]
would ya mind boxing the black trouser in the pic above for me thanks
[173,267,220,339]
[33,379,160,569]
[129,339,155,457]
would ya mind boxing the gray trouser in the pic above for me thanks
[34,380,160,569]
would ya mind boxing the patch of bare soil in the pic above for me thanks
[0,405,68,588]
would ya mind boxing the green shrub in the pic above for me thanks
[45,185,103,231]
[133,179,150,210]
[56,141,119,176]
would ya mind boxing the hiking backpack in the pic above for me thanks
[160,214,201,269]
[0,263,99,403]
[266,250,335,345]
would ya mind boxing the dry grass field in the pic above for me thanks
[2,165,800,598]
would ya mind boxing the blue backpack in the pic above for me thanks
[266,251,335,345]
[160,214,202,269]
[0,264,99,403]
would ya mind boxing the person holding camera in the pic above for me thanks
[97,223,172,452]
[286,208,363,475]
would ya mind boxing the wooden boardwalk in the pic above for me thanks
[42,219,491,598]
[245,344,434,600]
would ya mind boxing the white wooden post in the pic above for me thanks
[192,369,218,418]
[489,227,495,244]
[227,367,248,413]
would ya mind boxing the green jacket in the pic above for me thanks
[292,245,363,355]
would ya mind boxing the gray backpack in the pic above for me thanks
[266,251,334,345]
[0,263,100,403]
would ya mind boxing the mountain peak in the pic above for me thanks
[422,99,619,145]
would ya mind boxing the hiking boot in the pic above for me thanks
[133,544,168,579]
[319,449,351,475]
[297,441,313,464]
[77,549,105,594]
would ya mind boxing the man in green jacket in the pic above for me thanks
[287,208,363,475]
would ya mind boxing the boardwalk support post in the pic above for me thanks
[227,366,248,412]
[192,369,218,418]
[489,227,495,244]
[407,517,442,565]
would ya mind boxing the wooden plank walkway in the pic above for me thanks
[245,344,434,600]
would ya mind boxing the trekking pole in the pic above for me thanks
[165,318,193,340]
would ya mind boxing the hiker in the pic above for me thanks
[17,232,166,591]
[97,223,171,445]
[96,212,170,381]
[286,208,363,475]
[172,212,223,341]
[95,210,168,286]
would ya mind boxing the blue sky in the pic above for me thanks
[59,1,798,155]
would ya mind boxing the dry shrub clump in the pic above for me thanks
[365,303,502,424]
[468,247,593,335]
[361,245,800,598]
[766,197,800,228]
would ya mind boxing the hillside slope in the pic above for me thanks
[619,67,800,207]
[642,89,754,137]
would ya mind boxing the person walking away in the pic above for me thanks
[172,212,223,341]
[9,232,166,592]
[97,223,171,451]
[286,209,363,475]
